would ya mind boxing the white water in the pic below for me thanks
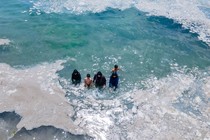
[60,64,210,139]
[0,58,209,139]
[0,0,210,139]
[0,39,11,46]
[0,60,85,136]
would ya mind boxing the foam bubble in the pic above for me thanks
[0,56,209,139]
[135,0,210,46]
[32,0,133,14]
[126,68,210,139]
[66,65,210,139]
[0,60,85,136]
[0,39,11,46]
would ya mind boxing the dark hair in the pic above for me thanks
[114,65,118,69]
[73,69,78,73]
[87,74,90,77]
[97,71,102,76]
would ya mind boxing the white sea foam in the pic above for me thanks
[0,60,85,136]
[64,65,210,139]
[127,71,210,139]
[136,0,210,46]
[32,0,210,46]
[0,58,209,139]
[0,39,11,46]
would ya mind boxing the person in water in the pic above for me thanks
[112,65,120,73]
[93,71,106,89]
[71,69,81,85]
[84,73,93,88]
[109,72,119,91]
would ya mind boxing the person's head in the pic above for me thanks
[73,69,78,74]
[87,74,90,77]
[97,71,102,77]
[114,65,118,69]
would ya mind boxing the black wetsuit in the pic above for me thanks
[93,72,106,88]
[71,70,81,85]
[109,72,119,90]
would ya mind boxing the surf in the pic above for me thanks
[31,0,210,46]
[0,0,210,139]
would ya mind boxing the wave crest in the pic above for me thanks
[31,0,210,46]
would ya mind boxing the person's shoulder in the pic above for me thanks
[112,68,120,71]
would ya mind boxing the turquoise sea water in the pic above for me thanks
[1,0,210,87]
[0,0,210,139]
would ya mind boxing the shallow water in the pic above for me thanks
[0,0,210,139]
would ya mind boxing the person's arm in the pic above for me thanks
[84,78,86,87]
[93,75,96,83]
[102,77,106,86]
[90,79,93,86]
[71,73,74,82]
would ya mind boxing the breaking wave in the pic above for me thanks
[31,0,210,46]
